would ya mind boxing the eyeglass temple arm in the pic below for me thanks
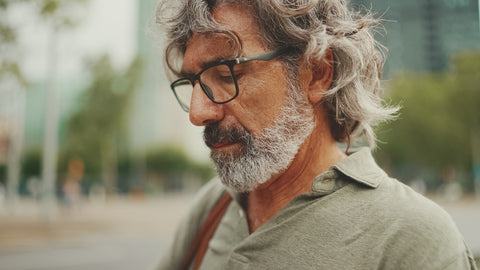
[235,48,289,64]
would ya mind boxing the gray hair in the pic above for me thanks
[156,0,398,148]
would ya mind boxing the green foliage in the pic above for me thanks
[36,0,87,29]
[0,0,88,85]
[146,147,191,174]
[451,51,480,129]
[40,0,59,15]
[0,61,27,86]
[146,146,215,183]
[0,23,15,43]
[0,164,5,185]
[376,50,480,187]
[0,1,25,87]
[21,149,42,178]
[377,74,466,168]
[60,55,143,186]
[1,0,89,197]
[190,161,216,183]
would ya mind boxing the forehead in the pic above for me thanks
[182,3,266,72]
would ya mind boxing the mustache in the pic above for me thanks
[204,123,251,149]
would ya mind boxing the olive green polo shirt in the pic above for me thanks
[157,148,477,270]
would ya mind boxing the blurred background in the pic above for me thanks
[0,0,479,269]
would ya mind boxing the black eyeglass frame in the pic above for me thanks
[170,48,289,112]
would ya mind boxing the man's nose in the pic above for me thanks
[189,83,224,126]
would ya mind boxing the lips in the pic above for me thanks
[212,141,241,152]
[204,122,248,150]
[213,141,231,149]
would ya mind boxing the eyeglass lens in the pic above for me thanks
[173,63,237,111]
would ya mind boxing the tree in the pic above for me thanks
[451,51,480,192]
[375,51,480,190]
[60,55,143,195]
[34,0,88,218]
[1,0,88,214]
[0,0,30,210]
[144,146,215,192]
[0,0,27,87]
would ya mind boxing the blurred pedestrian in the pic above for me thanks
[61,158,84,211]
[155,0,477,269]
[0,182,5,212]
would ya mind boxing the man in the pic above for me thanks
[155,0,477,269]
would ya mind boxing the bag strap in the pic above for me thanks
[180,191,232,270]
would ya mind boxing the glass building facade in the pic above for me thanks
[351,0,480,76]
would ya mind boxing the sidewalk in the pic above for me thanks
[0,194,479,269]
[0,194,195,270]
[0,194,194,249]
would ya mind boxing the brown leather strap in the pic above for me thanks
[180,192,232,270]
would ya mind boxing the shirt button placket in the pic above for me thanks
[312,178,336,196]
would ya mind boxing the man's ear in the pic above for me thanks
[307,48,334,104]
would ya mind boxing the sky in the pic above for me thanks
[14,0,137,81]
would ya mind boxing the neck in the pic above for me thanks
[246,120,345,233]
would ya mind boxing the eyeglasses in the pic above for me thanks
[170,49,288,112]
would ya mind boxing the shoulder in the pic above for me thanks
[373,176,456,231]
[307,153,475,270]
[330,147,464,248]
[354,176,474,269]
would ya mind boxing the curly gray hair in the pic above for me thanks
[156,0,398,148]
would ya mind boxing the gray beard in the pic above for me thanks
[208,87,315,193]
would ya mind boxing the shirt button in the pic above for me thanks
[238,209,244,218]
[312,178,335,195]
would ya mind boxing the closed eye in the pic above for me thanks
[219,75,235,84]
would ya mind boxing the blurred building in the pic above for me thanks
[132,0,208,161]
[351,0,480,76]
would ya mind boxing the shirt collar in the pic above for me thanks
[311,147,386,194]
[225,147,386,201]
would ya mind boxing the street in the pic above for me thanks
[0,194,192,270]
[0,194,479,270]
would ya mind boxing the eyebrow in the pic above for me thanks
[201,57,227,69]
[180,56,234,77]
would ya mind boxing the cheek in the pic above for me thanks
[238,78,270,107]
[233,72,289,131]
